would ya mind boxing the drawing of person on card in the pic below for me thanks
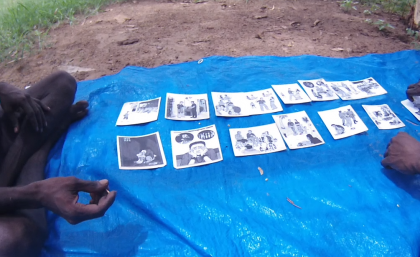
[179,141,218,166]
[257,98,269,111]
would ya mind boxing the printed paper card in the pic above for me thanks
[327,81,366,100]
[318,105,368,140]
[272,111,325,149]
[171,125,223,169]
[211,88,282,117]
[116,98,161,126]
[401,99,420,121]
[272,83,312,104]
[350,77,387,98]
[117,132,167,170]
[297,78,339,101]
[229,123,287,156]
[165,93,210,121]
[362,104,404,129]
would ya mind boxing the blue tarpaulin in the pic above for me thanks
[42,51,420,256]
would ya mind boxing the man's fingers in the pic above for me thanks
[21,99,38,131]
[72,191,117,223]
[381,157,394,169]
[76,178,109,193]
[34,98,50,113]
[7,114,19,133]
[31,101,44,132]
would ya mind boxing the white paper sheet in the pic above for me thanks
[165,93,210,120]
[171,125,223,169]
[272,83,312,104]
[116,98,161,126]
[229,123,287,156]
[272,111,325,149]
[297,78,339,101]
[318,105,368,140]
[211,88,283,117]
[350,77,387,98]
[327,81,366,100]
[362,104,404,129]
[401,99,420,121]
[117,132,167,170]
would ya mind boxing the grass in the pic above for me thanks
[0,0,127,62]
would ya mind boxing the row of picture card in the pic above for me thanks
[115,77,386,126]
[117,104,406,170]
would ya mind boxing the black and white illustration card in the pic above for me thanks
[318,105,368,140]
[165,93,210,121]
[298,78,339,101]
[271,83,312,104]
[171,125,223,169]
[350,77,387,98]
[117,132,167,170]
[272,111,324,149]
[362,104,404,129]
[327,81,366,100]
[116,98,161,126]
[211,88,283,117]
[401,99,420,121]
[229,123,287,156]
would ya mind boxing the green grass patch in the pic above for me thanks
[0,0,127,62]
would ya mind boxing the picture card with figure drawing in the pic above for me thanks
[272,111,324,149]
[165,93,210,121]
[318,105,368,140]
[271,84,312,104]
[401,99,420,121]
[211,88,282,117]
[350,77,387,98]
[229,123,287,157]
[362,104,404,129]
[170,125,223,169]
[327,81,367,101]
[117,132,167,170]
[116,98,161,126]
[297,78,339,102]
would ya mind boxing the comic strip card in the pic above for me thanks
[117,132,167,170]
[350,77,387,98]
[229,123,286,157]
[272,111,324,149]
[165,93,210,121]
[401,99,420,121]
[116,98,161,126]
[171,125,223,169]
[272,83,312,104]
[211,88,282,117]
[297,78,339,102]
[362,104,404,129]
[327,81,366,100]
[318,105,368,140]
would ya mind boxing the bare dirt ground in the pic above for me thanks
[0,0,415,87]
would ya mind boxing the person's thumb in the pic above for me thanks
[76,179,109,193]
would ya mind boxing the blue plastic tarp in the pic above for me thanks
[42,51,420,256]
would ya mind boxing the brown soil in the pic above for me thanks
[0,0,414,87]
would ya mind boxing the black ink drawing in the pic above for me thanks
[298,79,339,101]
[351,77,387,98]
[328,81,365,100]
[273,111,324,149]
[171,125,223,169]
[166,93,210,120]
[363,104,404,129]
[116,98,161,126]
[117,132,166,170]
[229,124,286,156]
[272,83,311,104]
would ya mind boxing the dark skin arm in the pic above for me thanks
[0,177,117,224]
[406,79,420,102]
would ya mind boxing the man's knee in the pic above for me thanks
[0,216,47,257]
[51,71,77,97]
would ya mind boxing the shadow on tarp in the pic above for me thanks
[42,51,420,256]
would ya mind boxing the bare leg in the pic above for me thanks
[0,102,88,257]
[0,71,77,187]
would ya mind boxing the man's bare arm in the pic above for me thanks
[0,177,117,224]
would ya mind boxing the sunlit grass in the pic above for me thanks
[0,0,127,62]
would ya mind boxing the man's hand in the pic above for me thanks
[34,177,117,224]
[0,82,49,133]
[406,79,420,102]
[381,132,420,175]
